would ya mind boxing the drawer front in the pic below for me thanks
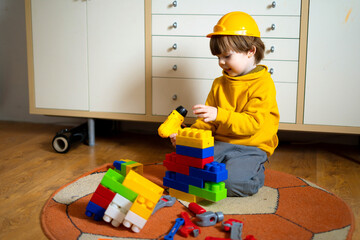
[152,0,301,16]
[153,36,299,61]
[152,78,212,117]
[153,57,298,83]
[152,15,300,39]
[262,60,299,83]
[263,39,299,61]
[152,36,212,58]
[152,57,220,79]
[153,78,297,123]
[275,82,297,123]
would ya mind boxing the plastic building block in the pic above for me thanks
[158,106,187,138]
[152,195,176,215]
[122,170,163,204]
[164,153,190,175]
[85,201,106,221]
[164,217,185,240]
[189,182,227,202]
[195,211,224,227]
[101,169,138,202]
[123,210,147,233]
[130,195,157,220]
[89,192,113,209]
[188,202,206,215]
[168,188,204,203]
[125,162,143,176]
[103,193,133,227]
[205,237,231,240]
[94,184,116,201]
[114,159,143,176]
[174,153,214,169]
[163,171,189,193]
[178,211,201,237]
[176,145,214,159]
[175,172,204,188]
[189,162,228,183]
[244,235,257,240]
[176,127,214,149]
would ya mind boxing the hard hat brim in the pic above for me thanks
[207,31,261,38]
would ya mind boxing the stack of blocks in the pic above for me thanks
[163,128,228,202]
[85,160,164,233]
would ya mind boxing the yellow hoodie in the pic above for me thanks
[191,65,280,156]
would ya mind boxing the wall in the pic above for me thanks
[0,0,83,125]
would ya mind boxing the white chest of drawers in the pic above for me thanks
[151,0,301,123]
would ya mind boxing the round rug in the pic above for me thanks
[41,163,354,240]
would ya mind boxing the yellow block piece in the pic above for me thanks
[169,188,204,203]
[130,195,156,220]
[176,127,214,149]
[122,170,164,204]
[126,162,143,176]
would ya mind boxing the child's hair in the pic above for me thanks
[210,35,265,64]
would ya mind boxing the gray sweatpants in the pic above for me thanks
[214,141,267,197]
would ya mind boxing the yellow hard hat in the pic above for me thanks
[207,11,260,38]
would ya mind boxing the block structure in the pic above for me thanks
[85,160,164,233]
[163,128,227,202]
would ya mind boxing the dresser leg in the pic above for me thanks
[88,118,95,146]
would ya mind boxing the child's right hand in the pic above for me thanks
[169,133,177,148]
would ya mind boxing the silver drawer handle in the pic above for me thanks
[172,1,177,7]
[172,43,177,50]
[269,68,274,75]
[270,46,275,53]
[172,94,177,100]
[172,22,177,29]
[172,65,177,71]
[271,1,276,8]
[271,24,276,30]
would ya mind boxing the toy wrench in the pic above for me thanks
[178,211,201,237]
[152,195,176,215]
[164,217,185,240]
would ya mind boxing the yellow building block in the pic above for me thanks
[129,195,156,220]
[122,170,164,204]
[176,128,214,149]
[169,188,204,203]
[125,162,143,176]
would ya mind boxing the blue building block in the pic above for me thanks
[163,171,189,193]
[189,162,228,183]
[175,172,204,188]
[176,145,214,159]
[113,160,126,171]
[85,201,106,221]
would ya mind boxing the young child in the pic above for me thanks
[170,12,280,197]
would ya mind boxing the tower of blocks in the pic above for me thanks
[85,160,164,233]
[163,128,228,202]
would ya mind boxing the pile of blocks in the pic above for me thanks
[85,160,164,233]
[163,128,228,202]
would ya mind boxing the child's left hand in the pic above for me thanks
[192,104,217,122]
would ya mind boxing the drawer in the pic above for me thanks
[153,57,298,83]
[152,0,301,16]
[153,78,297,123]
[152,57,220,79]
[153,36,299,61]
[275,82,297,123]
[263,39,299,61]
[152,36,212,58]
[152,77,212,117]
[262,60,299,83]
[152,15,300,39]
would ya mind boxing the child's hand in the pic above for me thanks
[192,104,218,122]
[169,133,177,148]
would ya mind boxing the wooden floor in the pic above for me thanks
[0,121,359,239]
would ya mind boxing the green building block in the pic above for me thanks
[119,160,138,176]
[100,168,138,202]
[189,182,227,202]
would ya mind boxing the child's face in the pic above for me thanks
[216,50,255,77]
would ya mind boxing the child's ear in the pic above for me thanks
[247,46,256,58]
